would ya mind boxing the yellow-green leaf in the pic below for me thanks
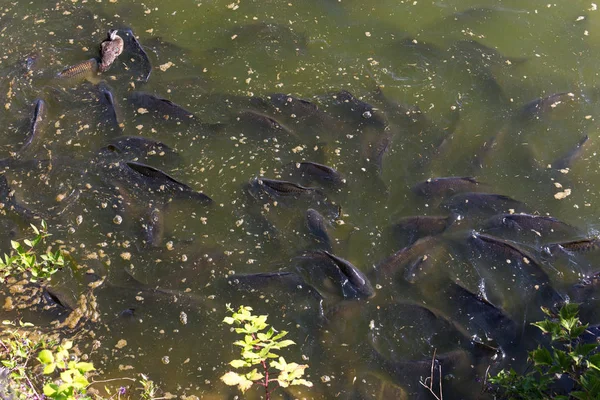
[221,371,244,386]
[38,349,54,364]
[43,363,56,375]
[75,362,95,373]
[229,359,246,369]
[43,384,57,396]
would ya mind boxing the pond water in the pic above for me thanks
[2,0,600,398]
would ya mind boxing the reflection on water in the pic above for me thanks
[2,0,600,398]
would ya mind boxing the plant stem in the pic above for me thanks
[262,359,270,400]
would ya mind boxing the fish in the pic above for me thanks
[545,237,600,255]
[482,213,575,237]
[142,207,163,247]
[469,231,548,280]
[0,175,43,221]
[374,236,441,280]
[514,92,573,122]
[120,29,152,82]
[306,208,332,250]
[552,134,589,170]
[450,39,526,67]
[129,92,195,121]
[235,110,295,138]
[268,94,320,117]
[285,161,344,188]
[99,136,178,160]
[442,280,519,345]
[391,215,452,245]
[97,82,121,130]
[440,192,525,215]
[251,177,320,197]
[297,250,375,299]
[99,29,124,73]
[412,176,481,198]
[367,134,392,173]
[226,271,324,303]
[116,161,212,204]
[333,90,387,128]
[21,99,47,153]
[57,58,99,80]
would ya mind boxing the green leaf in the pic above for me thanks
[291,378,313,387]
[75,362,95,373]
[246,368,264,382]
[221,371,244,386]
[559,303,579,321]
[43,363,56,375]
[229,359,247,369]
[38,349,54,364]
[277,340,296,348]
[554,349,571,370]
[223,317,235,325]
[43,383,58,396]
[531,347,552,366]
[588,354,600,371]
[570,391,590,400]
[10,240,19,250]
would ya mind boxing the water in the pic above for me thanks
[1,0,600,398]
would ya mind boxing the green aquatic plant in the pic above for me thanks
[0,221,65,282]
[221,304,313,399]
[489,303,600,399]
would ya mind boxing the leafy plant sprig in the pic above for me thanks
[38,340,95,400]
[0,220,65,282]
[489,303,600,400]
[220,304,313,399]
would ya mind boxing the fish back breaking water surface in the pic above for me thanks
[2,0,600,398]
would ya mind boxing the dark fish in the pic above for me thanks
[268,93,320,117]
[451,39,526,67]
[469,231,548,280]
[235,110,295,137]
[21,99,46,152]
[412,176,481,198]
[483,213,574,236]
[374,236,440,280]
[97,82,121,130]
[100,136,178,160]
[44,286,77,311]
[0,175,43,221]
[227,271,323,303]
[286,161,344,187]
[306,208,332,250]
[440,192,525,215]
[120,29,152,82]
[121,161,212,204]
[391,215,451,245]
[99,30,124,73]
[142,207,163,247]
[514,92,572,122]
[253,178,319,197]
[552,134,589,170]
[320,251,375,299]
[443,280,518,345]
[333,90,387,128]
[545,237,600,255]
[366,134,392,173]
[130,92,195,120]
[57,58,99,80]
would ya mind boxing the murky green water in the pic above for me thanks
[2,0,600,398]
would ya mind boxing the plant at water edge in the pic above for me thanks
[38,340,95,400]
[488,303,600,399]
[0,320,53,398]
[220,304,313,399]
[0,220,65,282]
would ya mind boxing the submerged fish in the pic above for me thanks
[483,213,574,237]
[120,29,152,82]
[440,192,525,215]
[226,271,324,304]
[114,161,212,204]
[374,236,441,281]
[286,161,344,187]
[545,237,600,255]
[552,134,589,170]
[57,58,99,80]
[298,250,374,299]
[412,176,481,198]
[333,90,387,128]
[97,82,121,130]
[450,39,526,67]
[515,92,573,122]
[21,99,47,153]
[235,110,295,138]
[130,92,195,121]
[142,207,163,247]
[0,175,43,221]
[391,215,452,245]
[306,208,332,250]
[252,177,319,197]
